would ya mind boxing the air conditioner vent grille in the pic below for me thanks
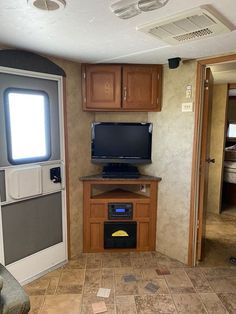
[137,5,234,45]
[173,28,213,42]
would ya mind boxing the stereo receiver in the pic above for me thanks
[108,203,133,220]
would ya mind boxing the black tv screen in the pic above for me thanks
[91,122,152,164]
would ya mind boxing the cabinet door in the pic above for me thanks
[90,222,103,251]
[138,222,150,250]
[122,65,162,111]
[82,64,121,110]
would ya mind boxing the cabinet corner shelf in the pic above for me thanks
[80,175,161,252]
[92,189,150,200]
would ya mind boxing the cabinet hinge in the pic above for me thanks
[157,73,160,80]
[197,219,200,229]
[84,96,86,103]
[157,97,159,105]
[204,79,209,90]
[83,72,86,79]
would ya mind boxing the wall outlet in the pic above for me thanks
[140,184,146,193]
[182,102,193,112]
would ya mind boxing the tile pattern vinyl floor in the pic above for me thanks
[199,211,236,267]
[24,252,236,314]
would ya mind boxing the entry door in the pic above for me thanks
[0,67,67,283]
[196,67,214,261]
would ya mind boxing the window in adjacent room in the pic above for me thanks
[227,121,236,139]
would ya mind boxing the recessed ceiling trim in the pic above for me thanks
[137,5,235,45]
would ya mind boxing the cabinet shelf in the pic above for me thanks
[91,189,149,200]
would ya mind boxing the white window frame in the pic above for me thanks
[4,88,51,165]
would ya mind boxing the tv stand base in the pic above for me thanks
[102,163,140,178]
[80,174,161,252]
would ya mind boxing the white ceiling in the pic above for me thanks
[0,0,236,64]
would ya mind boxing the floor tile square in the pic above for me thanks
[40,294,82,314]
[81,303,115,314]
[218,293,236,314]
[172,293,207,314]
[207,277,236,293]
[116,302,137,314]
[199,293,228,314]
[165,269,195,293]
[135,294,176,313]
[185,268,213,293]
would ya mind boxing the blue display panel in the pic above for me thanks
[116,208,125,213]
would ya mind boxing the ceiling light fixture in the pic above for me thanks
[110,0,169,19]
[138,0,169,12]
[27,0,66,11]
[110,0,141,20]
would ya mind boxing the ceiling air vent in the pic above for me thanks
[27,0,66,11]
[137,5,234,45]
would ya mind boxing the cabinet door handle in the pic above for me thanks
[123,87,127,101]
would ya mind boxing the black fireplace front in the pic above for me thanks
[104,221,137,249]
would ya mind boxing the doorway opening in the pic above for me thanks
[200,70,236,266]
[188,54,236,267]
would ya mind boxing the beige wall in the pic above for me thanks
[95,112,148,123]
[62,61,197,263]
[143,62,196,263]
[49,57,98,257]
[207,84,228,214]
[52,58,149,257]
[1,48,198,263]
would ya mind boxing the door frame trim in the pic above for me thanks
[188,54,236,266]
[0,66,68,277]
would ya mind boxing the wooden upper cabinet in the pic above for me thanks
[122,65,162,111]
[82,64,121,110]
[82,63,162,111]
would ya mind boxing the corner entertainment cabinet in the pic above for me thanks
[80,175,161,252]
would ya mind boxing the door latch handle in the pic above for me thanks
[206,158,215,163]
[50,167,62,183]
[52,176,61,183]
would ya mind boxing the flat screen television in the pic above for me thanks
[91,122,152,167]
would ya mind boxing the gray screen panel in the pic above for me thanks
[0,73,60,166]
[0,170,6,202]
[2,192,63,265]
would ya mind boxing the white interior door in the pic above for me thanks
[0,67,67,284]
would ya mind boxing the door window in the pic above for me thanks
[4,88,51,164]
